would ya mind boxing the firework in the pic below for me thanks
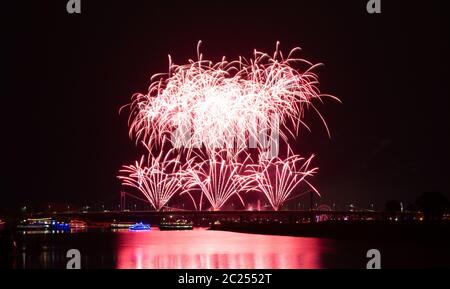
[245,149,319,211]
[181,150,254,211]
[119,42,338,210]
[118,149,184,211]
[125,41,338,156]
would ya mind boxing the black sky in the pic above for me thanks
[4,0,450,210]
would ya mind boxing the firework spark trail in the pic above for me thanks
[126,41,339,156]
[118,149,184,211]
[245,148,319,211]
[181,149,255,211]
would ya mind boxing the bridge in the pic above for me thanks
[51,210,421,226]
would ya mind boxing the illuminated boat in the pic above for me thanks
[159,219,193,231]
[17,218,52,230]
[51,220,70,231]
[129,222,151,231]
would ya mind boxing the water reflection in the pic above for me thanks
[8,228,449,268]
[117,229,328,269]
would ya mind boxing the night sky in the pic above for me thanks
[4,0,450,210]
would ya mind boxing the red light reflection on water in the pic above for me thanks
[116,229,328,269]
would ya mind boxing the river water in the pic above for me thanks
[8,228,449,269]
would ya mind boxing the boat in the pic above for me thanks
[159,219,193,231]
[129,222,151,231]
[51,220,70,231]
[69,219,87,229]
[17,218,52,230]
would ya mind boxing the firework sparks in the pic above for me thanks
[126,41,338,156]
[245,149,319,211]
[119,42,338,210]
[118,149,184,211]
[181,150,255,211]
